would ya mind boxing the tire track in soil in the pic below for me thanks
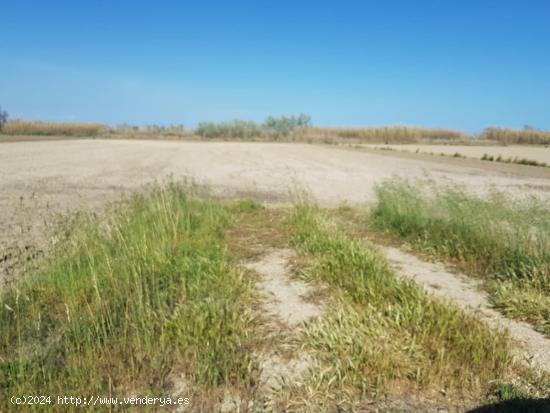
[244,248,324,401]
[381,245,550,374]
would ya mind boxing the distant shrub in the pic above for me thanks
[196,119,262,139]
[263,114,311,136]
[195,114,311,139]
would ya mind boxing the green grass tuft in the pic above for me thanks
[0,183,258,410]
[286,204,515,407]
[369,178,550,337]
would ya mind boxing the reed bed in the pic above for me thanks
[2,120,106,136]
[480,127,550,145]
[295,126,465,143]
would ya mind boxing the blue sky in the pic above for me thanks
[1,1,549,132]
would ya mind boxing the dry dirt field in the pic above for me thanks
[2,138,550,247]
[365,143,550,164]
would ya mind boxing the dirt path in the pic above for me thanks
[245,249,323,327]
[382,245,550,373]
[244,249,324,394]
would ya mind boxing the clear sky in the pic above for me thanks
[1,0,549,132]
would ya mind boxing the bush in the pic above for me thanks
[196,119,262,139]
[263,114,311,136]
[195,114,312,139]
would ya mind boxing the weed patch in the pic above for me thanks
[283,204,519,409]
[0,183,259,411]
[370,178,550,337]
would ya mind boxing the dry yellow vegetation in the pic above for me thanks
[2,120,105,136]
[480,127,550,145]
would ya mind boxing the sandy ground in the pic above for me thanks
[244,249,321,394]
[1,138,550,284]
[2,139,549,221]
[365,144,550,164]
[245,249,323,327]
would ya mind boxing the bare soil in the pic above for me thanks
[2,139,549,242]
[244,249,323,394]
[245,249,324,328]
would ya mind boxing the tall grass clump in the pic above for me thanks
[480,127,550,145]
[1,120,105,136]
[0,183,257,409]
[285,204,514,407]
[370,178,550,336]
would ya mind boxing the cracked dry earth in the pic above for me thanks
[382,245,550,374]
[244,249,324,402]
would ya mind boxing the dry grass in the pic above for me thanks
[1,120,105,136]
[480,127,550,145]
[294,126,465,144]
[226,201,292,260]
[0,121,198,140]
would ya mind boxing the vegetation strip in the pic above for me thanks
[280,203,547,410]
[0,183,259,411]
[480,153,548,168]
[370,178,550,338]
[3,111,550,146]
